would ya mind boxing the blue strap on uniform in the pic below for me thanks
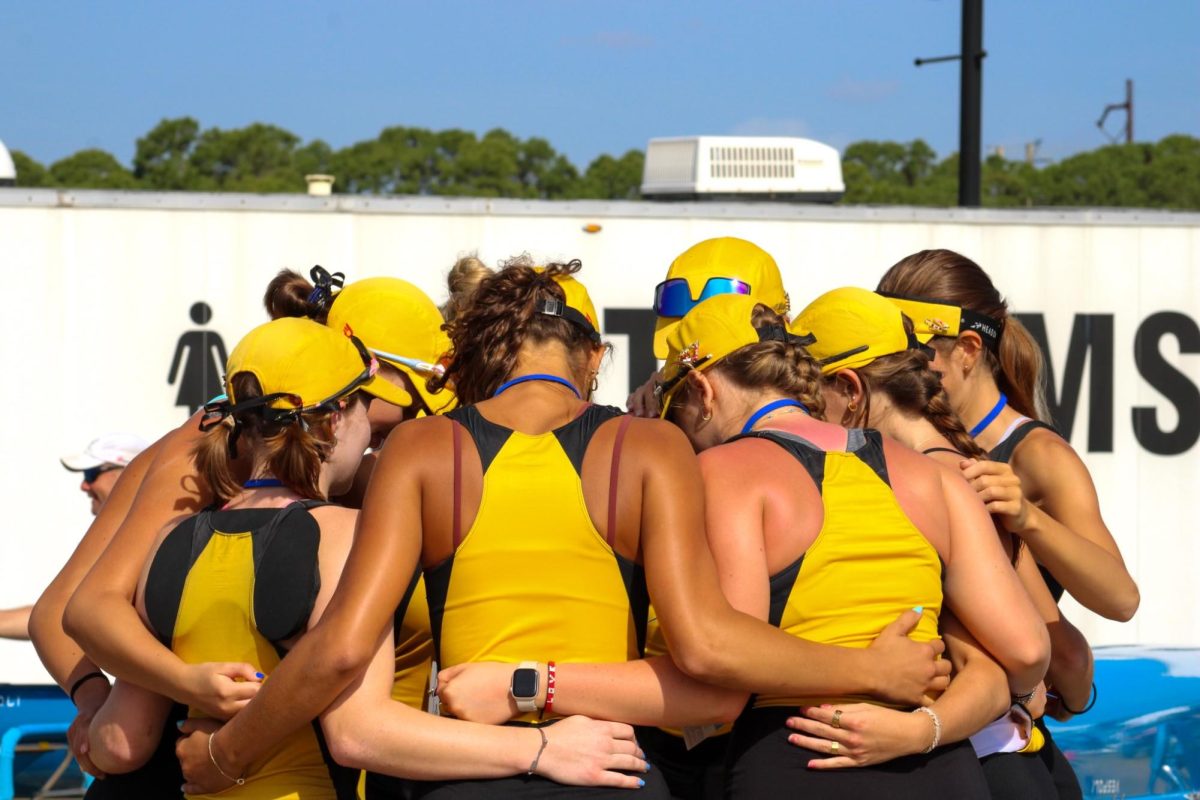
[493,374,582,399]
[969,393,1008,437]
[741,398,809,435]
[244,478,285,488]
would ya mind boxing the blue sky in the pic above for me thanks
[3,1,1198,171]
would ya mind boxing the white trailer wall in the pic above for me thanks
[1,189,1197,683]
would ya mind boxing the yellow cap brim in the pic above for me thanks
[362,374,413,408]
[653,316,679,360]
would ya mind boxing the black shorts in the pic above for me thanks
[1035,719,1082,800]
[635,726,728,800]
[980,751,1057,800]
[725,706,990,800]
[409,771,670,800]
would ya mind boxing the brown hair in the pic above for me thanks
[672,305,827,421]
[429,257,601,406]
[262,269,331,323]
[441,255,495,322]
[877,249,1049,421]
[194,373,359,502]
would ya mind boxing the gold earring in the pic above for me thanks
[590,376,599,394]
[847,400,858,412]
[701,409,712,422]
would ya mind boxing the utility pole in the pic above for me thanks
[959,0,983,206]
[914,0,986,207]
[1097,79,1134,144]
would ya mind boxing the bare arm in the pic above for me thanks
[964,435,1139,621]
[940,467,1050,696]
[87,680,173,775]
[30,439,159,688]
[0,606,31,640]
[638,423,948,705]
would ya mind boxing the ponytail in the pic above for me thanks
[878,248,1049,422]
[262,266,343,324]
[441,255,495,322]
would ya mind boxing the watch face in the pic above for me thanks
[511,667,539,699]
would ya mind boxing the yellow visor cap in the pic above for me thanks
[792,287,915,375]
[326,277,452,410]
[880,294,964,343]
[226,317,409,409]
[547,271,601,341]
[659,293,774,417]
[653,236,790,359]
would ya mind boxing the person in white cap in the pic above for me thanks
[1,435,150,641]
[61,434,150,516]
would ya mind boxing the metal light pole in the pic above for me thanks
[915,0,986,207]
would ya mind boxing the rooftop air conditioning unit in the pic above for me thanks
[641,136,844,203]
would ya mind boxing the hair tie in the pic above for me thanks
[756,325,816,347]
[307,265,345,311]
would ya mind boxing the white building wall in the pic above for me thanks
[0,190,1196,682]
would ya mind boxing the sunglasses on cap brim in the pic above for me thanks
[653,277,752,318]
[371,348,446,378]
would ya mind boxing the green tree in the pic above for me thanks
[48,149,138,189]
[577,149,644,200]
[134,117,200,189]
[10,150,49,187]
[516,137,580,199]
[188,123,302,192]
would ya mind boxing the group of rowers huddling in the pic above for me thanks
[27,238,1137,800]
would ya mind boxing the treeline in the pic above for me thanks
[10,117,1200,209]
[841,135,1200,210]
[10,117,644,200]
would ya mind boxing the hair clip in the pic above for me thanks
[924,317,951,335]
[308,265,346,310]
[675,342,704,368]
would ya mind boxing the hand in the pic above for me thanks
[181,662,264,720]
[68,679,112,779]
[176,719,234,795]
[785,703,927,768]
[959,459,1030,533]
[436,662,520,724]
[626,372,664,418]
[865,609,951,706]
[534,716,648,788]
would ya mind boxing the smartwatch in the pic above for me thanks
[510,661,540,713]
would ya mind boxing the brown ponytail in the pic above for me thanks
[262,269,331,324]
[429,257,600,406]
[673,305,827,421]
[193,373,350,503]
[877,249,1049,421]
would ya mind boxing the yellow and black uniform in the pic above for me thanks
[988,419,1083,800]
[143,503,357,800]
[723,427,988,800]
[412,403,667,799]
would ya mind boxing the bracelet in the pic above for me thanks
[1050,681,1099,716]
[526,726,549,775]
[1011,687,1037,706]
[913,707,942,754]
[208,732,246,787]
[68,671,109,705]
[544,661,557,716]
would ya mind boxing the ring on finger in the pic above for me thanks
[830,741,840,754]
[831,709,843,729]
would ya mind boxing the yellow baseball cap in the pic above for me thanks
[540,270,601,343]
[879,292,1003,353]
[326,277,452,413]
[225,317,412,410]
[658,294,801,418]
[792,287,932,375]
[653,237,790,359]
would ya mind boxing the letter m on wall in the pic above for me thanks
[1016,313,1114,452]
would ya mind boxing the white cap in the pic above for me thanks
[61,433,150,472]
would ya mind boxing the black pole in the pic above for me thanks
[959,0,983,207]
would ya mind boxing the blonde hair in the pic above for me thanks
[441,255,495,322]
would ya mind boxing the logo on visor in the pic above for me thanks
[925,318,951,335]
[675,342,704,368]
[969,320,999,339]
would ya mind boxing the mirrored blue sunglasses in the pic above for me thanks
[653,277,752,318]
